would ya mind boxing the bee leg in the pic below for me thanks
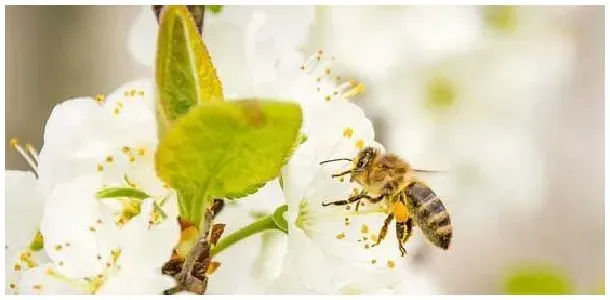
[355,194,385,211]
[373,213,394,247]
[322,193,368,207]
[396,222,407,257]
[396,218,413,257]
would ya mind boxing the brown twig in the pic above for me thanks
[162,199,225,295]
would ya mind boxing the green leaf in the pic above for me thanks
[96,187,151,200]
[155,5,224,131]
[272,205,289,233]
[155,100,302,226]
[503,262,574,295]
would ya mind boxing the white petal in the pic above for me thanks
[118,199,180,271]
[37,80,157,192]
[207,204,286,294]
[40,174,117,279]
[128,7,157,68]
[205,19,254,98]
[97,272,175,295]
[5,171,43,250]
[5,248,50,293]
[16,263,84,295]
[266,254,313,294]
[231,179,285,213]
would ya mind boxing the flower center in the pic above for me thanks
[482,5,517,32]
[425,75,457,110]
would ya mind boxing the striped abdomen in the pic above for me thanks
[404,182,452,250]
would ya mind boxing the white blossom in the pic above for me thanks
[5,171,48,294]
[16,173,179,294]
[6,79,181,294]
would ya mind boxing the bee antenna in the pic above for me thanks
[413,168,447,173]
[319,158,353,165]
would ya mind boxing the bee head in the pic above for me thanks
[353,146,377,172]
[319,146,379,182]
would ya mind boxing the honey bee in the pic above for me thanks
[320,146,452,256]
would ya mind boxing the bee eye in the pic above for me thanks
[356,159,365,169]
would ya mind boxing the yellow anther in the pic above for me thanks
[88,226,96,232]
[116,101,123,108]
[54,245,63,251]
[387,260,395,268]
[95,94,105,104]
[128,156,136,163]
[20,252,37,268]
[123,91,129,96]
[342,81,366,98]
[96,164,104,172]
[121,146,130,153]
[371,259,377,264]
[355,140,365,149]
[325,68,331,75]
[138,90,145,96]
[324,95,331,101]
[129,89,136,97]
[33,284,42,291]
[361,224,369,234]
[9,138,18,148]
[14,264,21,271]
[113,108,120,115]
[343,128,354,138]
[137,148,146,156]
[105,156,114,163]
[336,233,346,240]
[9,283,16,289]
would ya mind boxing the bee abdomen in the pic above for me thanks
[405,182,452,250]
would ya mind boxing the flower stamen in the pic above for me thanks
[301,51,333,76]
[336,80,366,99]
[46,268,89,290]
[19,252,38,268]
[10,138,38,175]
